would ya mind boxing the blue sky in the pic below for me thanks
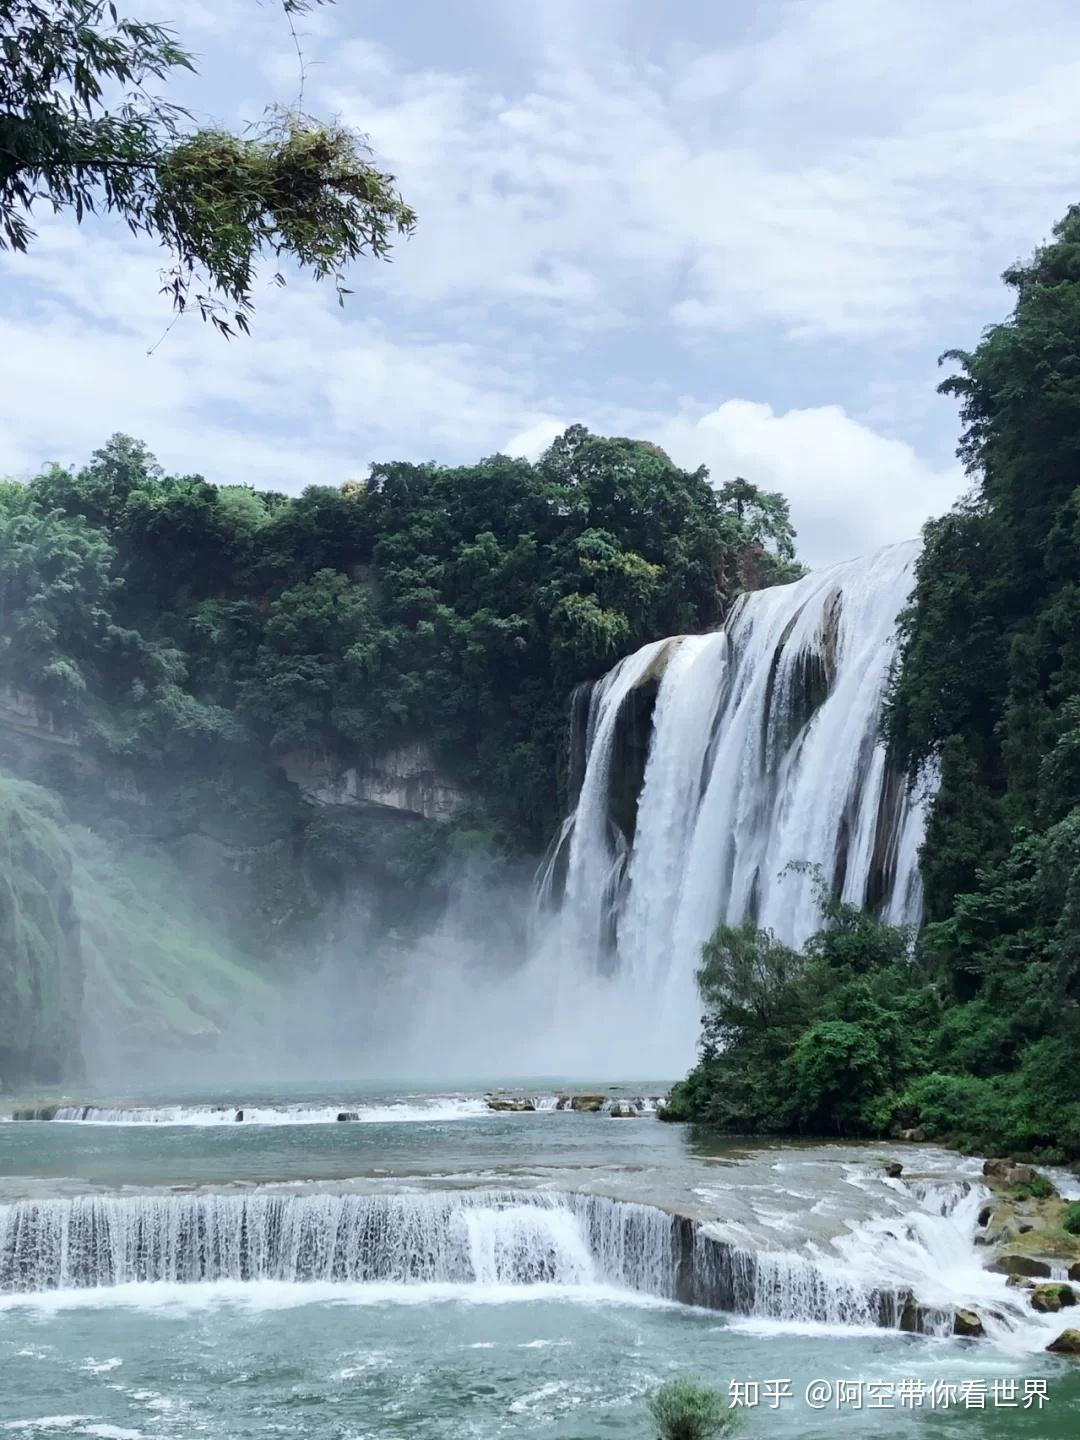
[3,0,1080,565]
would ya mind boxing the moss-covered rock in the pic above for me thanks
[1047,1329,1080,1356]
[1031,1284,1077,1314]
[570,1094,607,1112]
[953,1308,986,1338]
[987,1254,1053,1278]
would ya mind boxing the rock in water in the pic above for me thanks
[569,1095,606,1112]
[1005,1164,1036,1186]
[884,1161,903,1179]
[235,1110,244,1122]
[983,1158,1015,1180]
[953,1309,985,1338]
[1031,1284,1078,1314]
[1047,1329,1080,1356]
[987,1254,1052,1278]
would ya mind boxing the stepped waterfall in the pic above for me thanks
[1,1183,1009,1337]
[538,541,929,1056]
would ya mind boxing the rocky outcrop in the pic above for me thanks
[953,1308,986,1338]
[1031,1284,1077,1314]
[983,1158,1037,1186]
[570,1094,607,1112]
[279,741,469,821]
[0,687,78,752]
[1047,1329,1080,1356]
[987,1254,1053,1278]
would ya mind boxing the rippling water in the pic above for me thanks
[2,1083,1078,1437]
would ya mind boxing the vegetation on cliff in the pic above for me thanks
[0,425,795,1082]
[668,207,1080,1160]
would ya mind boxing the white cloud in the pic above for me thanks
[1,0,1072,565]
[653,400,964,568]
[506,399,964,568]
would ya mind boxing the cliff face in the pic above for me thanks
[0,776,83,1089]
[279,741,470,821]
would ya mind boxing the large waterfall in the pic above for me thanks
[540,541,929,1062]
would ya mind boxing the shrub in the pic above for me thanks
[647,1379,737,1440]
[1063,1203,1080,1236]
[1015,1174,1057,1200]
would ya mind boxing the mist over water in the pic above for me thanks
[231,541,930,1086]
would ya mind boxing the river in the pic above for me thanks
[2,1083,1078,1437]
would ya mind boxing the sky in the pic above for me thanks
[3,0,1080,567]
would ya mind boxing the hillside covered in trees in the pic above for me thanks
[665,207,1080,1161]
[0,426,797,1087]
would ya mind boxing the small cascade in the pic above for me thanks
[18,1098,490,1126]
[0,1178,1048,1348]
[0,1191,673,1295]
[545,541,932,1061]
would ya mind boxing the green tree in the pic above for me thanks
[0,1,415,335]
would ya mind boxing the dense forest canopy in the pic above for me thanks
[1,425,798,847]
[667,206,1080,1161]
[0,424,798,1084]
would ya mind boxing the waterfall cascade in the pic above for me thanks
[543,541,931,1055]
[1,1179,1051,1346]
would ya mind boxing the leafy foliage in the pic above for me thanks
[0,425,796,1083]
[647,1380,737,1440]
[662,904,935,1138]
[0,1,414,334]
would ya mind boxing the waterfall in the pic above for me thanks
[547,541,930,1051]
[0,1191,671,1294]
[19,1098,490,1126]
[2,1180,1045,1345]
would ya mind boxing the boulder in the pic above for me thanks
[885,1161,904,1179]
[1005,1164,1037,1186]
[986,1254,1053,1279]
[953,1308,985,1338]
[899,1126,927,1142]
[336,1111,358,1122]
[1006,1275,1036,1290]
[1047,1329,1080,1356]
[899,1294,939,1333]
[235,1109,244,1122]
[977,1204,994,1227]
[487,1099,535,1112]
[1031,1284,1077,1314]
[983,1158,1015,1180]
[1069,1263,1080,1283]
[569,1095,607,1113]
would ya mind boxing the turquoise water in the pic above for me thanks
[2,1087,1078,1438]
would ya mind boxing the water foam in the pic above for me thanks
[29,1098,489,1126]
